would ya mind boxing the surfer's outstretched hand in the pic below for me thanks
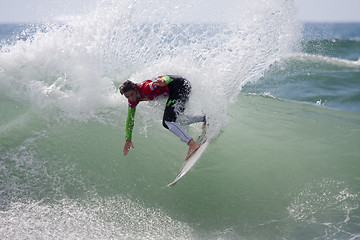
[123,140,134,156]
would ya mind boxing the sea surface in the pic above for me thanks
[1,1,359,239]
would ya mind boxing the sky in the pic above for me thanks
[0,0,95,23]
[0,0,360,23]
[294,0,360,22]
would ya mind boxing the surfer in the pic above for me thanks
[119,75,205,160]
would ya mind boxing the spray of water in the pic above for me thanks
[0,0,301,134]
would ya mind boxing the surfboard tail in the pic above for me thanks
[167,181,177,187]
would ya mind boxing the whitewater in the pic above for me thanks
[1,0,360,239]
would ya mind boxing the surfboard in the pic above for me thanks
[167,127,210,187]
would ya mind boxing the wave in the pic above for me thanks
[1,92,359,239]
[302,38,360,62]
[0,0,301,137]
[290,52,360,68]
[242,51,360,113]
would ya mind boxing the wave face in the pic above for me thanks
[1,2,360,240]
[243,23,360,113]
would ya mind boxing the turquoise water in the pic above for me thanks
[1,1,360,239]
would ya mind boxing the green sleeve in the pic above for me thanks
[161,76,173,84]
[125,107,136,141]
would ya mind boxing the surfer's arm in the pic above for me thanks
[154,76,173,86]
[125,107,136,141]
[124,107,136,156]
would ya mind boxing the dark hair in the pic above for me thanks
[119,80,136,95]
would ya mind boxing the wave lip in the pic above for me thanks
[291,52,360,68]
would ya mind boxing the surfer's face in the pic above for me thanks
[124,90,137,102]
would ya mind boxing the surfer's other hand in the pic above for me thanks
[154,79,167,87]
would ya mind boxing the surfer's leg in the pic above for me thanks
[179,115,206,125]
[166,77,206,125]
[163,121,192,143]
[163,121,199,160]
[162,76,191,129]
[162,77,200,159]
[162,95,193,144]
[163,120,200,159]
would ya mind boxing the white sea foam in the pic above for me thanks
[0,197,194,239]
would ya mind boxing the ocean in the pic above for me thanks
[1,1,359,239]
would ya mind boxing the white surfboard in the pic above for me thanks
[167,130,210,187]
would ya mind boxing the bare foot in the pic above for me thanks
[185,139,200,160]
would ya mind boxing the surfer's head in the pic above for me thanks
[119,80,138,102]
[119,80,136,95]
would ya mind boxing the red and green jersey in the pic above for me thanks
[127,76,171,109]
[125,76,173,140]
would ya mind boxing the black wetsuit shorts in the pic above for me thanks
[162,76,191,128]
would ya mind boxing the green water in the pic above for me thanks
[1,93,359,239]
